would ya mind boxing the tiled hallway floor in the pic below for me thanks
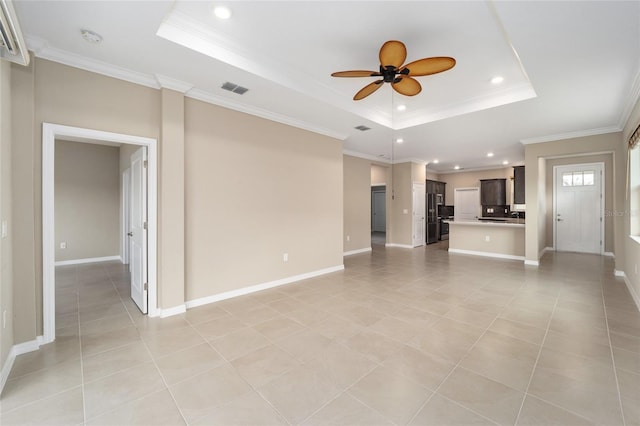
[1,246,639,425]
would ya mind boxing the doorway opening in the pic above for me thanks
[371,185,386,245]
[553,162,604,254]
[42,123,158,344]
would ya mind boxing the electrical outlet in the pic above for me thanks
[283,253,288,262]
[1,220,7,239]
[403,209,408,214]
[485,235,490,242]
[347,235,350,242]
[60,242,67,249]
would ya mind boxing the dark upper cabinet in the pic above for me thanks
[480,179,506,205]
[513,166,525,205]
[426,179,446,204]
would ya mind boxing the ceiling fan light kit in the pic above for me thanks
[331,40,456,101]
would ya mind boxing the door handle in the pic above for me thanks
[557,218,563,222]
[127,232,133,236]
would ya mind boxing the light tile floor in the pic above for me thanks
[1,245,639,425]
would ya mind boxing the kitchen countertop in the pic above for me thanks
[444,218,525,228]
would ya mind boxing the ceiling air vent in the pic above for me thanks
[221,81,249,95]
[0,0,29,66]
[355,125,371,131]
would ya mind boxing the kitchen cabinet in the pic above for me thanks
[480,179,506,205]
[426,179,446,204]
[513,166,525,205]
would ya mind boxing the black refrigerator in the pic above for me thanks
[426,193,439,244]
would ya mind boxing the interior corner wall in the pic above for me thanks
[370,164,387,186]
[183,98,343,303]
[54,141,120,262]
[524,132,623,264]
[1,60,14,370]
[388,162,413,246]
[344,155,373,252]
[545,154,614,252]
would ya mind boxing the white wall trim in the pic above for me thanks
[343,247,372,256]
[615,271,640,312]
[54,255,121,266]
[159,304,187,318]
[43,123,159,345]
[604,252,615,258]
[343,149,391,164]
[448,248,525,262]
[538,247,547,260]
[524,259,540,266]
[0,336,44,395]
[185,265,345,310]
[520,126,621,145]
[385,243,414,249]
[544,246,555,252]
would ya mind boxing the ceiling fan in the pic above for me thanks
[331,40,456,101]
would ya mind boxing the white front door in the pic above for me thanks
[554,163,603,254]
[372,190,386,232]
[130,147,148,313]
[454,188,480,220]
[413,183,426,247]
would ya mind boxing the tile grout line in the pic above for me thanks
[405,278,530,426]
[512,288,560,425]
[600,279,627,426]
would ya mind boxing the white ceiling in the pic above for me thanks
[14,0,640,172]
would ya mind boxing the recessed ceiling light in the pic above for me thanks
[491,76,504,85]
[487,152,494,157]
[454,165,460,170]
[502,160,509,165]
[433,159,439,164]
[213,6,232,19]
[397,105,406,111]
[396,138,404,144]
[80,29,102,44]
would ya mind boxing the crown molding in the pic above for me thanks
[342,149,391,164]
[520,126,622,145]
[155,74,194,93]
[187,89,348,141]
[26,36,160,89]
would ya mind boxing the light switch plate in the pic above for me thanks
[1,220,6,239]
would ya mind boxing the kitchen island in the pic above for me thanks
[444,219,525,261]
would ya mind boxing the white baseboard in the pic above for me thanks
[55,255,121,266]
[544,247,555,253]
[604,252,615,258]
[1,336,44,395]
[448,248,525,262]
[159,304,187,318]
[343,247,372,256]
[524,259,540,266]
[185,264,345,310]
[615,271,640,312]
[385,243,413,249]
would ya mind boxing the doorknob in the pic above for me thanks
[127,232,133,236]
[557,218,563,222]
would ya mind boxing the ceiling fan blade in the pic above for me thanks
[392,77,422,96]
[402,57,456,76]
[379,40,407,68]
[331,70,380,78]
[354,80,384,100]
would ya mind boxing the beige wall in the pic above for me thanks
[622,95,640,302]
[54,141,120,261]
[389,162,413,246]
[344,155,373,252]
[183,98,343,302]
[370,164,387,186]
[544,154,614,252]
[524,132,624,265]
[426,170,439,181]
[439,167,513,206]
[1,60,14,370]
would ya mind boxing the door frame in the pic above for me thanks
[412,182,426,247]
[121,167,131,267]
[42,123,159,344]
[371,186,386,233]
[552,162,604,254]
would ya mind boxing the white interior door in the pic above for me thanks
[130,147,148,313]
[454,188,480,220]
[413,183,426,247]
[372,190,386,232]
[122,168,131,268]
[554,164,603,254]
